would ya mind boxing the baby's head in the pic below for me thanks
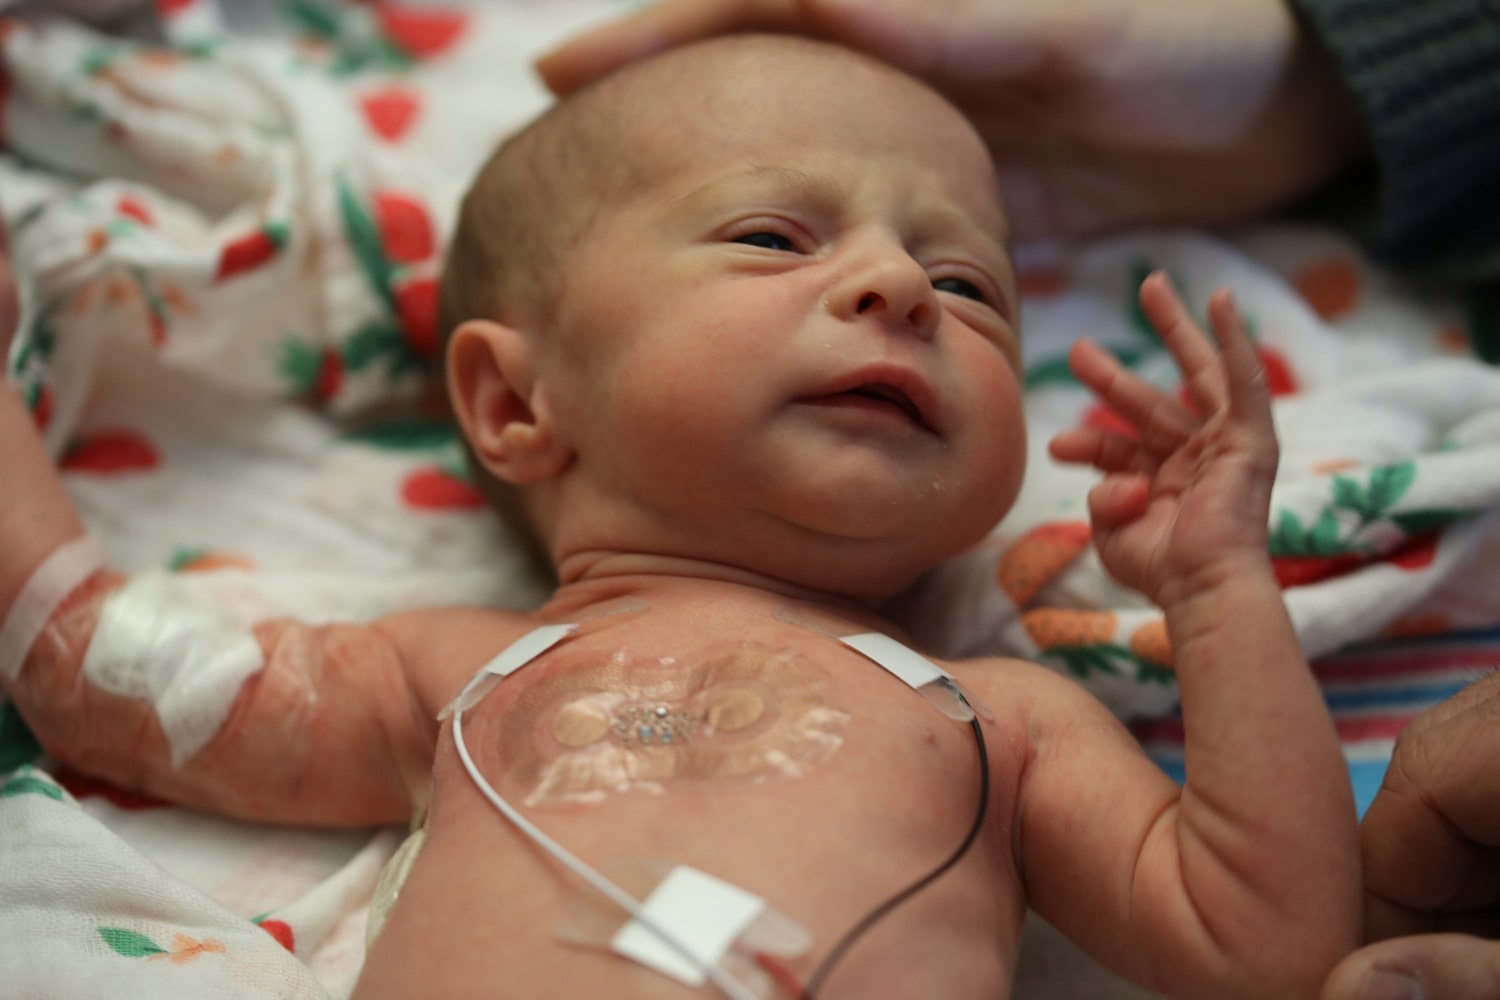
[441,34,1027,603]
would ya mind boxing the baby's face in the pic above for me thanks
[537,44,1026,599]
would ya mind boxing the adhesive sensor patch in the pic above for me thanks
[486,644,849,806]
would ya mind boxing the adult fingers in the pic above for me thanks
[537,0,1063,97]
[536,0,806,95]
[1361,672,1500,927]
[1322,934,1500,1000]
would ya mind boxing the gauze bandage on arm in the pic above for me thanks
[3,535,427,824]
[81,569,265,766]
[1,540,264,767]
[0,535,108,684]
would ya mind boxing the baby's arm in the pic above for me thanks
[1019,274,1359,998]
[0,382,510,826]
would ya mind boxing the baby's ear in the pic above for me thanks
[446,319,570,484]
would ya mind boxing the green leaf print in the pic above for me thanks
[0,702,42,772]
[1050,645,1121,679]
[336,175,397,312]
[1308,507,1343,556]
[1391,509,1465,536]
[1271,509,1310,557]
[343,321,402,374]
[0,768,63,801]
[98,927,167,959]
[1367,461,1416,513]
[1331,475,1368,517]
[1047,643,1172,685]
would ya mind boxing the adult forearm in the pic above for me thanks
[1290,0,1500,286]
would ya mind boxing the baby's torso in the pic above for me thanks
[356,590,1029,999]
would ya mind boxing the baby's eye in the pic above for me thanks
[933,277,986,303]
[733,231,798,252]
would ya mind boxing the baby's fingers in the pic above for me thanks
[1049,426,1156,475]
[1065,337,1196,453]
[1139,272,1228,417]
[1206,289,1274,434]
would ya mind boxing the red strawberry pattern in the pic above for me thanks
[1389,530,1440,571]
[60,429,161,475]
[117,194,154,226]
[1270,553,1363,589]
[394,276,439,358]
[375,7,468,61]
[215,224,288,283]
[359,87,420,142]
[256,918,295,953]
[402,466,484,510]
[373,190,434,264]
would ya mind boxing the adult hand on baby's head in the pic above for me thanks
[1321,671,1500,1000]
[1048,273,1278,608]
[537,0,1366,240]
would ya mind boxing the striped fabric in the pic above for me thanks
[1136,624,1498,815]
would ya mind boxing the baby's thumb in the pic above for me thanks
[1322,934,1500,1000]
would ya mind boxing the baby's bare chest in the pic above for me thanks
[386,618,1027,998]
[455,621,990,816]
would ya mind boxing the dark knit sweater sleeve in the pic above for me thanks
[1289,0,1500,288]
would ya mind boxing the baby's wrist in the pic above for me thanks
[1155,548,1276,615]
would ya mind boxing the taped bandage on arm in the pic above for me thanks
[1,536,429,824]
[0,535,108,684]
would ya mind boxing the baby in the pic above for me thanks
[0,34,1359,1000]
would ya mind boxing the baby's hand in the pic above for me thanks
[1049,273,1278,609]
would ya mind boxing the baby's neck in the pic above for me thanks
[541,553,888,628]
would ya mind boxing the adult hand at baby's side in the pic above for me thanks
[536,0,1366,240]
[1048,273,1278,608]
[1321,671,1500,1000]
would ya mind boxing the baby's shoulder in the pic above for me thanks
[946,653,1125,729]
[377,604,542,713]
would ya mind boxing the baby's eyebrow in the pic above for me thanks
[673,164,838,211]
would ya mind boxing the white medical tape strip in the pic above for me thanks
[81,569,265,767]
[0,535,108,683]
[838,631,952,690]
[439,622,580,719]
[481,622,578,678]
[611,865,767,988]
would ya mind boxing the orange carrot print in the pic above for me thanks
[996,521,1092,608]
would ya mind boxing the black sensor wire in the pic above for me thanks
[798,709,990,998]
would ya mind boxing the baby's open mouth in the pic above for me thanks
[808,382,932,432]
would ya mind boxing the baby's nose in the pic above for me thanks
[830,243,938,340]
